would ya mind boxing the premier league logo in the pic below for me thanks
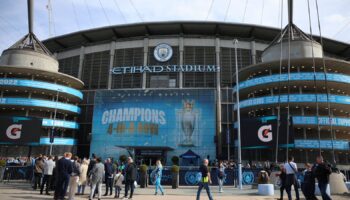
[154,43,173,62]
[178,100,198,146]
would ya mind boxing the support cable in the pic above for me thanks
[315,0,336,164]
[260,0,265,24]
[242,0,249,23]
[129,0,144,22]
[205,0,214,20]
[113,0,127,23]
[224,0,232,21]
[307,0,322,156]
[71,0,81,30]
[275,0,284,164]
[98,0,111,25]
[332,19,350,38]
[84,0,95,27]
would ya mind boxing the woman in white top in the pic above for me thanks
[77,159,89,195]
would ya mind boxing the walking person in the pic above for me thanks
[54,152,73,200]
[33,155,44,190]
[313,156,332,200]
[40,155,55,195]
[284,156,300,200]
[68,156,80,200]
[103,158,114,196]
[301,163,317,200]
[196,159,214,200]
[89,157,105,200]
[277,164,287,200]
[114,170,124,198]
[77,159,89,195]
[123,157,137,200]
[153,160,165,195]
[217,161,225,193]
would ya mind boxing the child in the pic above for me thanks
[113,171,124,198]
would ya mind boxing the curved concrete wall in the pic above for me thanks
[262,40,323,62]
[0,49,58,72]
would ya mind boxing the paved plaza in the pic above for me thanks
[0,181,349,200]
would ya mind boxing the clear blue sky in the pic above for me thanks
[0,0,349,53]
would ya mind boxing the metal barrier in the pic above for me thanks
[0,166,33,183]
[144,167,350,186]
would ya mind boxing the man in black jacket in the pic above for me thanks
[103,158,114,196]
[313,156,332,200]
[54,152,73,200]
[123,157,137,200]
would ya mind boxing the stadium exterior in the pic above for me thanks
[41,21,350,165]
[0,34,84,157]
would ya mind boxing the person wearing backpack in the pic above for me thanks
[217,162,225,193]
[313,156,332,200]
[284,156,300,200]
[113,170,124,198]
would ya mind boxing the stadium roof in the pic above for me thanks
[43,21,350,60]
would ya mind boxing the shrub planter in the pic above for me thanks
[139,164,148,188]
[171,165,179,189]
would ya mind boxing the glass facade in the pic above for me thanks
[82,51,109,89]
[112,48,143,89]
[183,47,216,88]
[58,56,80,78]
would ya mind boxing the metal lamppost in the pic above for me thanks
[234,39,243,190]
[226,87,230,161]
[49,88,61,156]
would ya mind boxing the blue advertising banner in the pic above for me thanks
[90,89,216,163]
[0,78,83,99]
[0,98,80,113]
[237,94,350,109]
[233,72,350,92]
[294,139,349,150]
[42,119,79,129]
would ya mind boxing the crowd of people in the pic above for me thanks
[28,153,165,200]
[276,155,334,200]
[1,153,348,200]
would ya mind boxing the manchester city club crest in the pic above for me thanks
[242,171,255,185]
[154,43,173,62]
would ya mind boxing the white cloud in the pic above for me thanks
[0,0,349,54]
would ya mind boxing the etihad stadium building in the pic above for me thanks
[39,21,350,165]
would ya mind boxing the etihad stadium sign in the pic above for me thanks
[111,65,219,75]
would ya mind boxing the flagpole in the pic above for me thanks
[234,39,243,190]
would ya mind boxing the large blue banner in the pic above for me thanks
[90,89,216,163]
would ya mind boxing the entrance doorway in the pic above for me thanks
[135,149,167,166]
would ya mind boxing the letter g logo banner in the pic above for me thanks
[6,124,22,140]
[257,124,272,142]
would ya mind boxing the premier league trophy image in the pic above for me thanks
[179,99,198,146]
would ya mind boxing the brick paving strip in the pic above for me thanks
[0,181,348,200]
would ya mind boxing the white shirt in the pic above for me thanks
[44,159,56,175]
[284,161,297,175]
